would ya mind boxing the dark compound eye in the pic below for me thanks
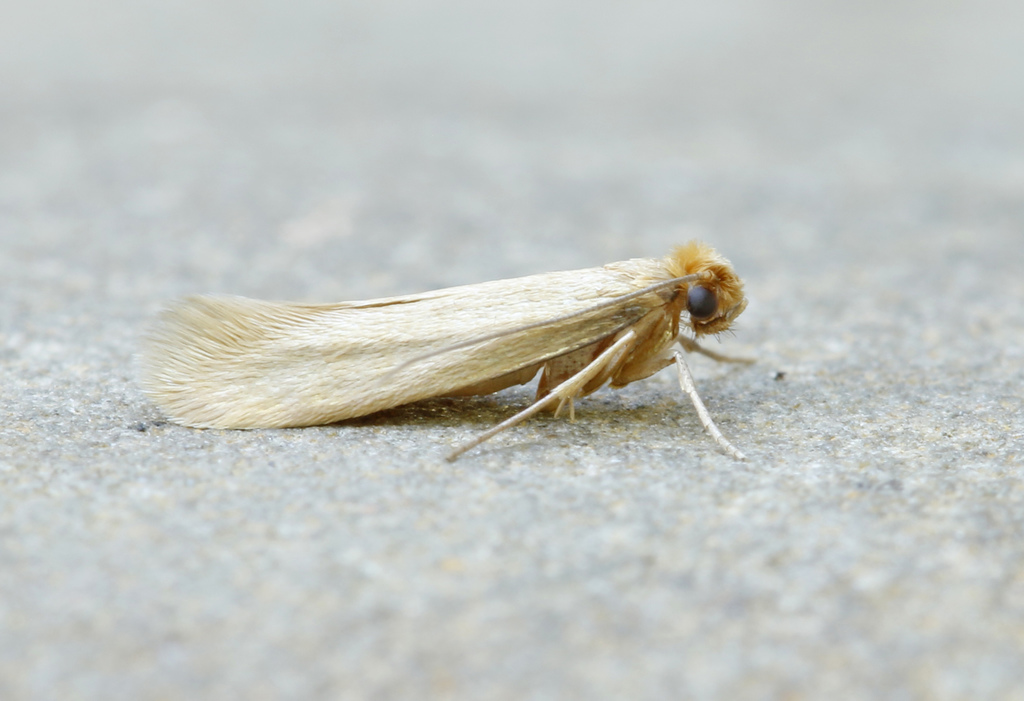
[687,285,718,320]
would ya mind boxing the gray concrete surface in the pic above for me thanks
[2,1,1023,699]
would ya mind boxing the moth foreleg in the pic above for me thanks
[678,336,755,365]
[446,331,637,461]
[674,351,746,460]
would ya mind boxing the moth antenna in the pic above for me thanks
[383,273,705,378]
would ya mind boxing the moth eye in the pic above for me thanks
[687,285,718,320]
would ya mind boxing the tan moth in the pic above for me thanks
[139,241,753,460]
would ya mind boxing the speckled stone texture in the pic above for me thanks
[2,1,1023,699]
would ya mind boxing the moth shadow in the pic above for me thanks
[336,390,679,431]
[338,392,531,429]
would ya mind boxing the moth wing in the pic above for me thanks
[140,260,672,428]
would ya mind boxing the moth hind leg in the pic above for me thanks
[446,331,637,461]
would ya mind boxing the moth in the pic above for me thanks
[139,241,752,460]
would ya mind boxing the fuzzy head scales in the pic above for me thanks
[665,241,748,336]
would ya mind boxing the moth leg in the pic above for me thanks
[446,331,637,461]
[674,351,746,460]
[678,336,755,364]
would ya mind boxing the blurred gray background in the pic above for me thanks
[2,1,1023,699]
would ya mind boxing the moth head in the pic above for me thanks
[666,241,748,337]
